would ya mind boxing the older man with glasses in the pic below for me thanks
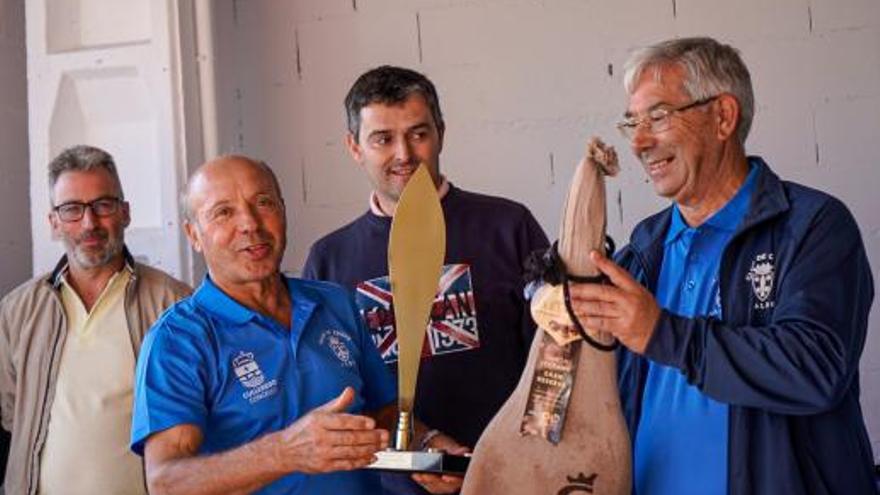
[0,145,190,495]
[570,37,876,494]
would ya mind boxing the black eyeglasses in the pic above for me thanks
[53,197,122,222]
[616,96,719,140]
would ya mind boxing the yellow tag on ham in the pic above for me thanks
[530,284,581,347]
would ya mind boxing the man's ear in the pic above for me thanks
[121,200,131,229]
[48,211,61,241]
[715,93,740,141]
[345,133,363,163]
[183,220,203,253]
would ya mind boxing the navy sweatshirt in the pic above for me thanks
[303,184,550,448]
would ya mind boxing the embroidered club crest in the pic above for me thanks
[746,252,775,307]
[328,335,351,364]
[319,329,355,367]
[233,351,265,388]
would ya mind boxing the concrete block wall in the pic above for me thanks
[213,0,880,461]
[0,0,32,294]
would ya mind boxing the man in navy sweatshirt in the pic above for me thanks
[570,37,876,495]
[303,66,549,494]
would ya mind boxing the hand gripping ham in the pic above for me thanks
[461,138,631,495]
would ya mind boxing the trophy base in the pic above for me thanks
[366,449,470,475]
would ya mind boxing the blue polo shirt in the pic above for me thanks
[131,275,396,494]
[634,165,757,495]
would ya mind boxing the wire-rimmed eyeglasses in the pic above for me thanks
[616,96,719,141]
[52,196,122,222]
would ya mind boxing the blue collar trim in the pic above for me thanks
[665,159,759,245]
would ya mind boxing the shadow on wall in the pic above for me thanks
[0,428,7,484]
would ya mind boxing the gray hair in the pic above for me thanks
[623,37,755,144]
[48,145,124,202]
[180,155,283,224]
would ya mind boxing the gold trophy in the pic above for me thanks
[366,164,470,475]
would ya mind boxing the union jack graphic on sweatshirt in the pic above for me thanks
[355,263,480,364]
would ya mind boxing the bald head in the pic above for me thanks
[182,155,283,224]
[181,154,288,288]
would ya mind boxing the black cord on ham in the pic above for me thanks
[524,238,620,352]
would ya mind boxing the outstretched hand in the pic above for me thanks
[568,250,661,354]
[272,387,389,474]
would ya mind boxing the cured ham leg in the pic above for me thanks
[461,138,631,495]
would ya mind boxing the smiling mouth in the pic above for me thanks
[645,156,673,175]
[78,234,107,246]
[241,243,271,258]
[389,166,416,177]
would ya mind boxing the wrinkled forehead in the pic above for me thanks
[190,159,279,210]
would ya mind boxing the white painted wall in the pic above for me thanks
[211,0,880,461]
[25,0,201,283]
[0,0,32,294]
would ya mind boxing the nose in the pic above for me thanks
[394,138,414,164]
[629,123,656,156]
[236,205,260,233]
[80,205,98,228]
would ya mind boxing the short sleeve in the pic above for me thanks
[130,316,212,455]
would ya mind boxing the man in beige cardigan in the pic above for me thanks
[0,145,190,495]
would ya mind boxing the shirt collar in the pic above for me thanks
[665,161,759,244]
[50,248,136,289]
[193,275,293,325]
[704,161,758,232]
[664,206,689,246]
[627,156,787,273]
[369,175,450,217]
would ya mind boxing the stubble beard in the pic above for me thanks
[70,231,125,270]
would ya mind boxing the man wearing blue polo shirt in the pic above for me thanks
[570,37,875,494]
[130,156,397,494]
